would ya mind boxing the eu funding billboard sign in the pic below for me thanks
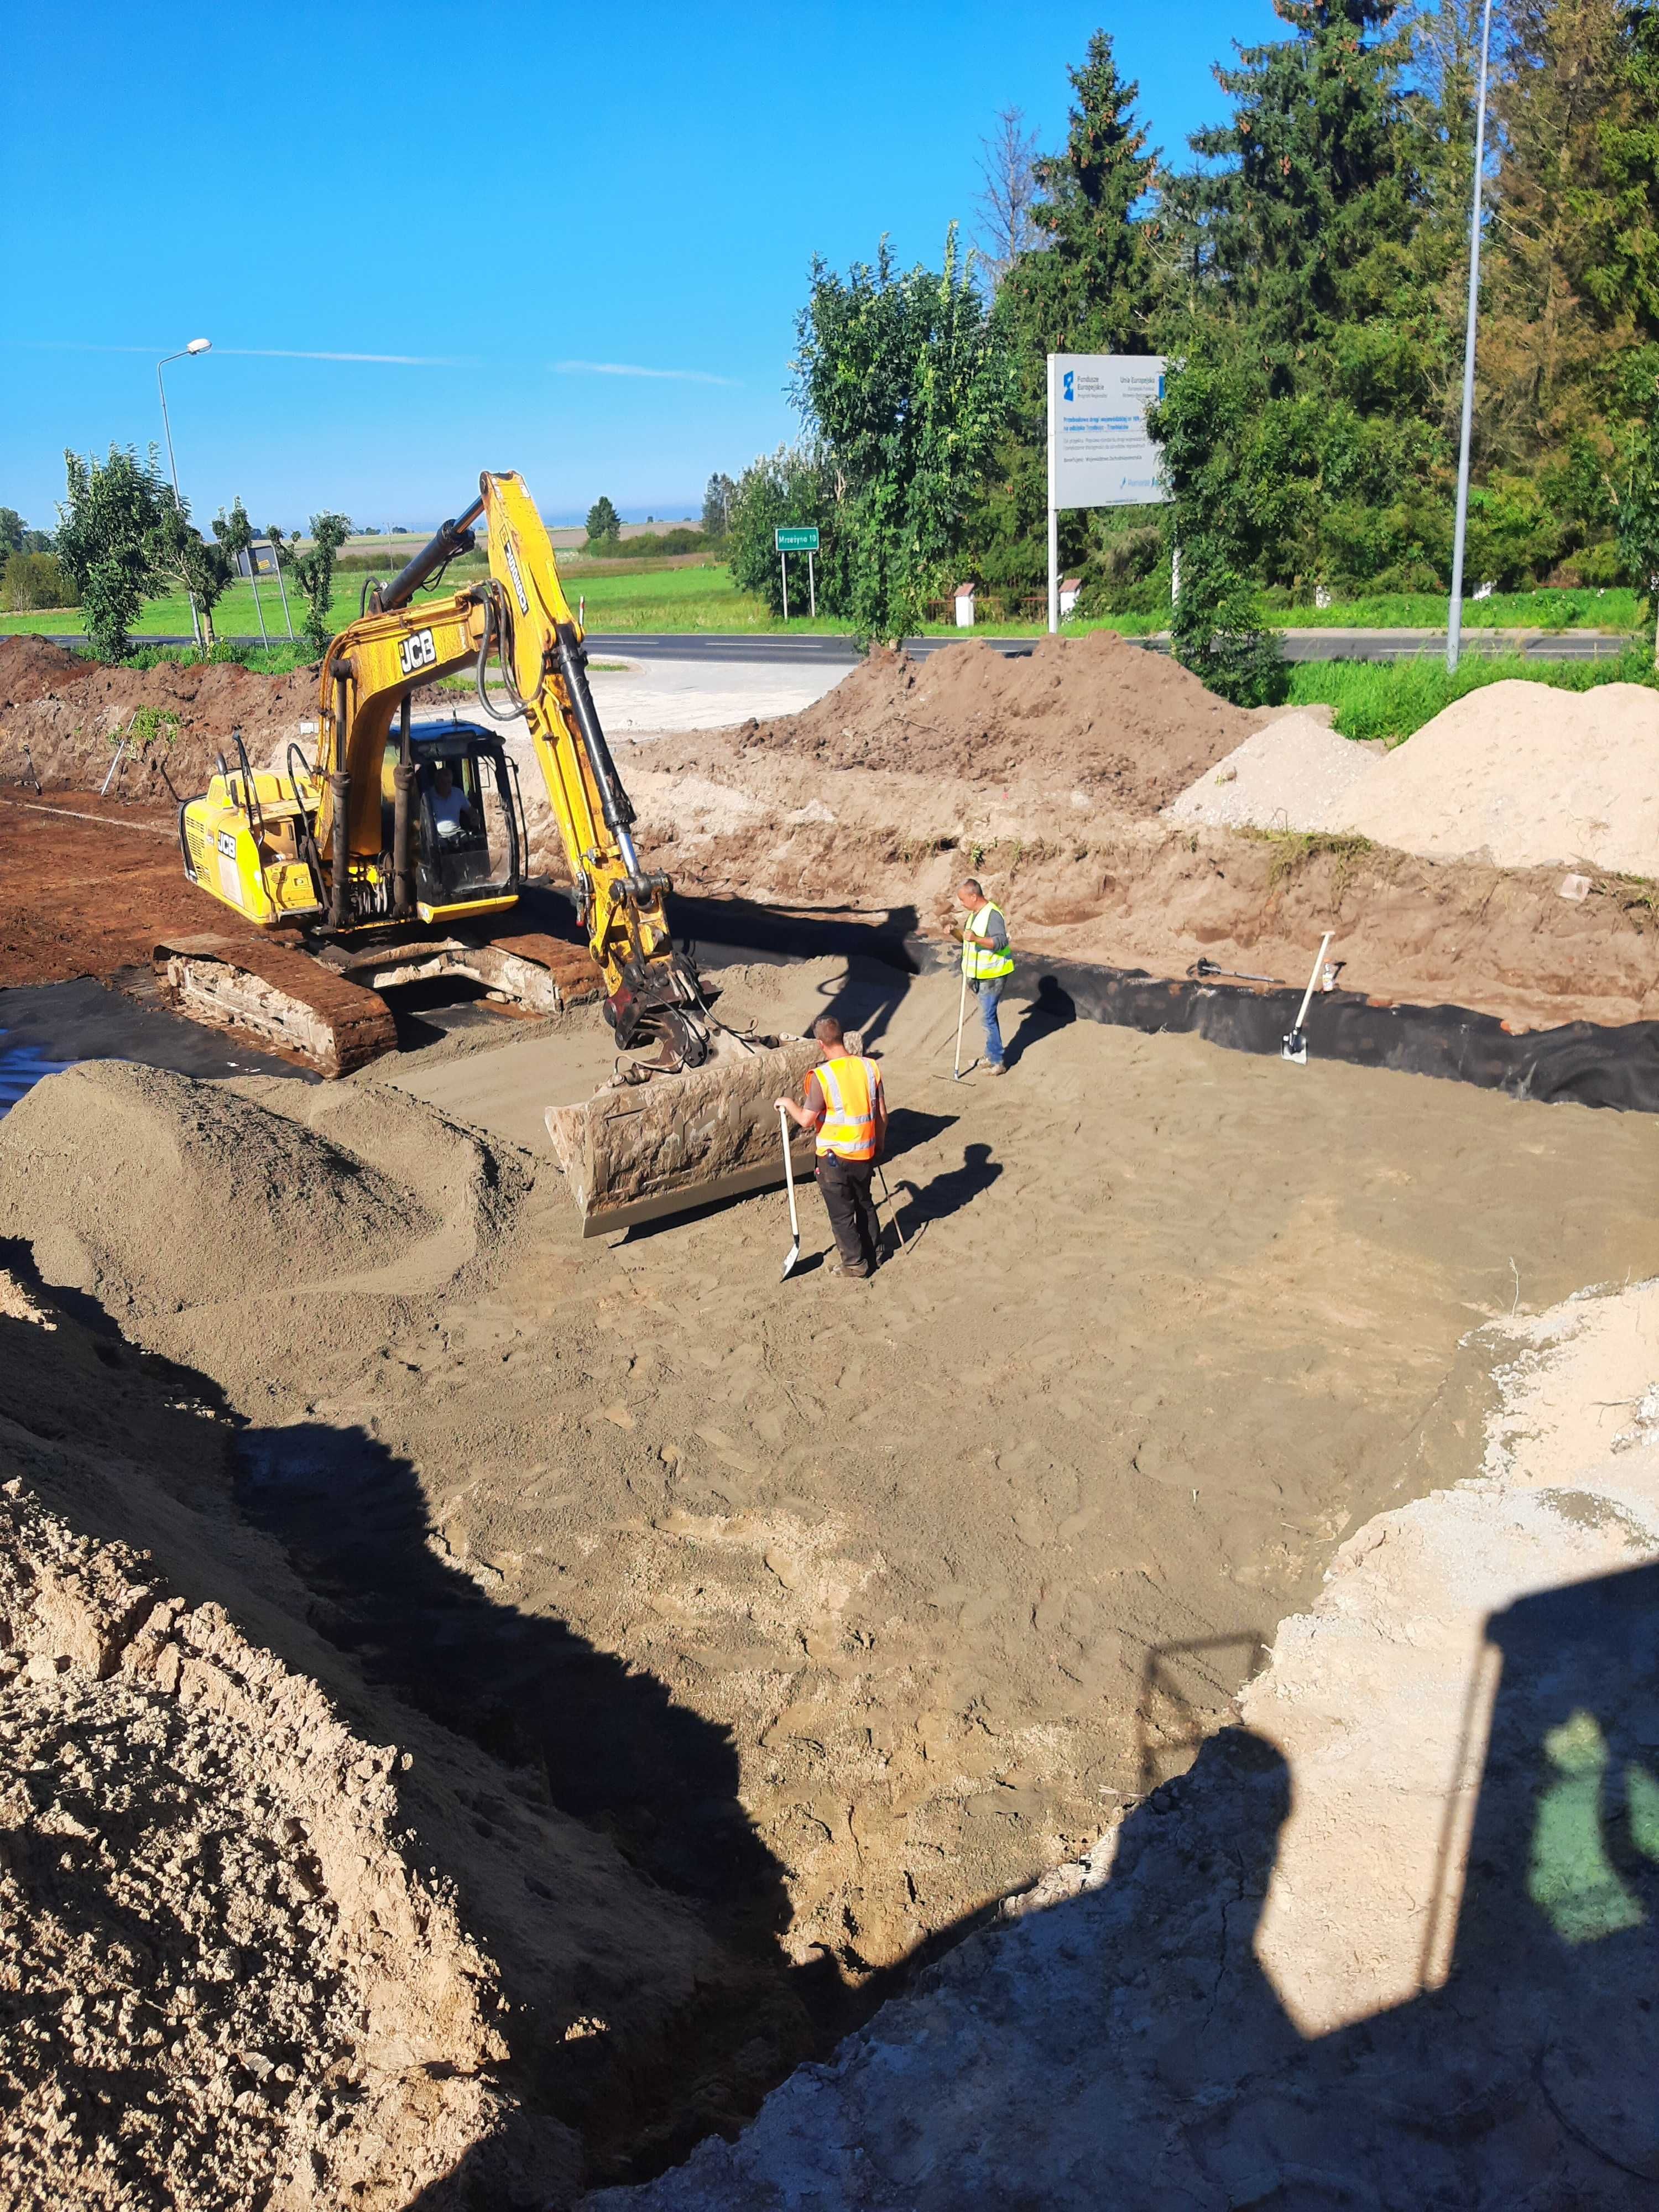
[1047,353,1168,511]
[1044,352,1168,632]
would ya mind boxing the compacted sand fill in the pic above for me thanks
[3,957,1654,2204]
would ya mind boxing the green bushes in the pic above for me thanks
[581,528,709,559]
[1,552,76,611]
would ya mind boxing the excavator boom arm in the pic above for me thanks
[307,473,695,1049]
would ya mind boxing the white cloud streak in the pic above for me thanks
[218,347,474,366]
[4,340,472,366]
[551,358,739,387]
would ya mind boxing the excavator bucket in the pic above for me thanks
[545,1029,822,1237]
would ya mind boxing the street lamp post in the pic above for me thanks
[1446,0,1495,675]
[156,338,212,648]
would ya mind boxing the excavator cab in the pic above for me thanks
[384,725,525,917]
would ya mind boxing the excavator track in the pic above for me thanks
[153,934,398,1078]
[154,931,604,1079]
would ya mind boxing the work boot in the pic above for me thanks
[984,1062,1006,1078]
[837,1260,871,1279]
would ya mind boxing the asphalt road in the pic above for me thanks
[12,627,1633,664]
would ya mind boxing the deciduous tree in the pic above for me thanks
[282,513,351,656]
[794,227,1010,640]
[55,445,171,662]
[701,473,737,539]
[974,107,1042,298]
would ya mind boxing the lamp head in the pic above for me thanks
[186,337,212,356]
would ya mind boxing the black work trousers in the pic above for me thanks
[817,1154,881,1274]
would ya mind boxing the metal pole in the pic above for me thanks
[269,539,296,640]
[807,547,816,619]
[1446,0,1495,675]
[780,548,789,622]
[248,556,270,649]
[156,352,203,649]
[1047,353,1060,634]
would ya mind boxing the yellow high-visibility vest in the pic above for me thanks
[962,902,1014,982]
[813,1055,881,1160]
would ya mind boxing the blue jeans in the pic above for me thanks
[975,977,1006,1067]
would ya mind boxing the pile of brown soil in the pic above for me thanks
[732,633,1255,813]
[620,732,1659,1032]
[0,1219,806,2208]
[0,1316,512,2210]
[0,636,320,797]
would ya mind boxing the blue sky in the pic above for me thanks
[2,1,1279,534]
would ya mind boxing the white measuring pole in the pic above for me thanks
[1446,0,1495,675]
[100,717,133,796]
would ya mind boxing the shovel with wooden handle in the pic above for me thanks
[779,1105,802,1280]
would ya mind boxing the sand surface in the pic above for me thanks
[1164,711,1383,832]
[1330,678,1659,874]
[596,1273,1659,2209]
[3,957,1656,2204]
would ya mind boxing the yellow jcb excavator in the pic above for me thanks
[161,469,815,1233]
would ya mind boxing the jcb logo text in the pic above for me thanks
[398,629,437,676]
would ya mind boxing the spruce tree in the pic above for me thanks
[1187,0,1418,370]
[999,30,1159,356]
[969,32,1161,605]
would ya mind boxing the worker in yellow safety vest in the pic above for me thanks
[775,1014,889,1277]
[956,877,1015,1075]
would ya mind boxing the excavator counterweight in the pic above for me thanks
[165,471,813,1234]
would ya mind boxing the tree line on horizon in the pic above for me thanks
[721,0,1659,692]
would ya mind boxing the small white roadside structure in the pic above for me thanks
[953,582,977,629]
[1058,576,1082,619]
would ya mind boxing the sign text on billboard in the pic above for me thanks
[1045,353,1168,632]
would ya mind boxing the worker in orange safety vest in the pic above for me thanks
[775,1014,889,1277]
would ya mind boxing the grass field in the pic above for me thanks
[1287,643,1657,743]
[0,565,1644,646]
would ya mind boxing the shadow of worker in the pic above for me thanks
[1241,1553,1659,2206]
[1005,970,1077,1071]
[1426,1556,1659,2189]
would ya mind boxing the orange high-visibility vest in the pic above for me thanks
[812,1055,881,1161]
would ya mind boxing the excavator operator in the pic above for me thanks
[429,761,474,841]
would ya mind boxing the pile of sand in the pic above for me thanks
[0,636,321,797]
[1163,711,1383,833]
[733,632,1256,813]
[0,1065,434,1326]
[0,1434,509,2211]
[1328,679,1659,874]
